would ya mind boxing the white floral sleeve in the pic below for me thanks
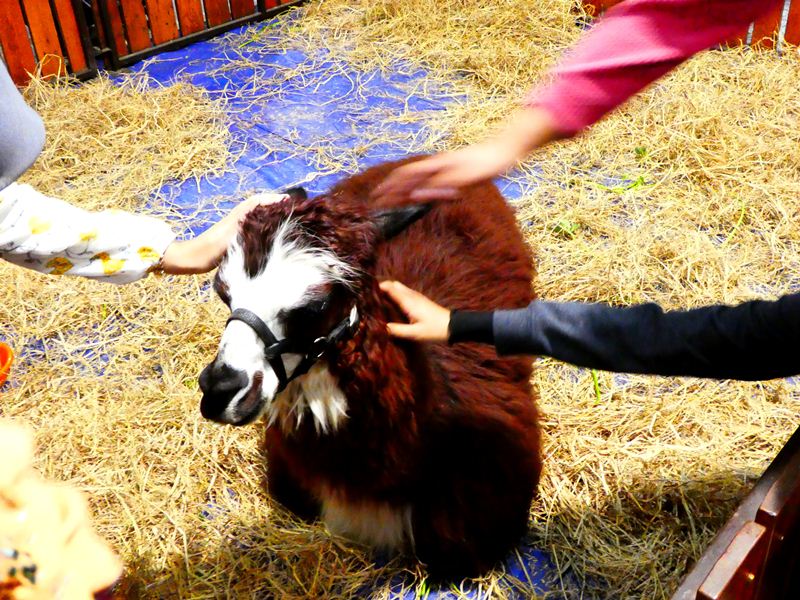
[0,182,176,284]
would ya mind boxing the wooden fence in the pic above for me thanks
[672,424,800,600]
[95,0,302,69]
[4,1,800,86]
[0,0,302,85]
[0,0,96,84]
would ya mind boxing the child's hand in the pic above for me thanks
[380,280,451,343]
[373,106,561,203]
[372,140,521,203]
[160,193,288,275]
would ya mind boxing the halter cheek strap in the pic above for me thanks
[226,306,359,393]
[227,308,288,386]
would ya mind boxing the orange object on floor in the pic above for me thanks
[0,342,13,387]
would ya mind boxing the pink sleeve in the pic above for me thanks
[527,0,782,136]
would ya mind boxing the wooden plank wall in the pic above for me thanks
[96,0,277,67]
[584,0,800,48]
[0,0,95,85]
[1,0,300,84]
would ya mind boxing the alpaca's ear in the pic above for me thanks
[284,187,308,201]
[372,203,433,240]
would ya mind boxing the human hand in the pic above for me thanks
[379,280,451,343]
[372,140,523,203]
[373,106,561,203]
[160,193,288,275]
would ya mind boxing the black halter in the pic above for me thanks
[226,306,359,393]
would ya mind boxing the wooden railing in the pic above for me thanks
[0,0,96,84]
[672,424,800,600]
[95,0,304,69]
[0,0,304,85]
[4,1,800,86]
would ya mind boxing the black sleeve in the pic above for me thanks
[488,293,800,380]
[448,310,494,345]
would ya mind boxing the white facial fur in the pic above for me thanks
[213,219,353,426]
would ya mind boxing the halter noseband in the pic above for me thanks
[226,306,359,393]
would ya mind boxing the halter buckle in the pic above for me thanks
[308,337,328,360]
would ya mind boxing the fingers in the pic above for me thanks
[373,149,497,203]
[421,164,482,190]
[409,187,459,201]
[379,279,408,294]
[202,193,290,261]
[380,282,418,338]
[380,281,449,342]
[385,322,423,340]
[372,157,448,201]
[379,280,421,315]
[232,193,290,223]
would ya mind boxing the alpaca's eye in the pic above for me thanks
[299,299,329,316]
[280,299,330,339]
[281,299,330,325]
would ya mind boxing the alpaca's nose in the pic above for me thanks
[199,361,249,421]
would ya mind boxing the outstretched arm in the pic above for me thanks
[526,0,779,137]
[375,0,781,202]
[381,281,800,381]
[490,294,800,381]
[0,184,287,283]
[1,60,288,282]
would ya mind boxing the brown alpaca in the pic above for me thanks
[199,157,541,578]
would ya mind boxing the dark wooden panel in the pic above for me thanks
[756,447,800,532]
[230,0,257,19]
[697,521,768,600]
[111,0,305,67]
[144,0,180,45]
[174,0,206,35]
[51,0,88,72]
[750,0,784,48]
[753,446,800,599]
[24,0,66,77]
[672,425,800,600]
[0,0,38,84]
[204,0,233,27]
[91,0,109,48]
[785,0,800,44]
[119,0,152,52]
[97,0,129,56]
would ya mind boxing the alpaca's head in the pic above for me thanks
[199,189,429,426]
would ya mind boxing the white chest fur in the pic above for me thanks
[267,362,349,434]
[268,364,413,553]
[320,487,414,553]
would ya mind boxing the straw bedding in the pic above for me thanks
[2,1,799,598]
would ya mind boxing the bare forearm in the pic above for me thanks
[490,105,565,157]
[160,236,221,275]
